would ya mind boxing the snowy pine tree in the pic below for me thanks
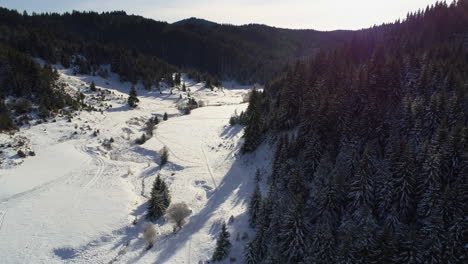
[244,241,259,264]
[90,81,97,92]
[128,85,139,108]
[248,182,262,228]
[147,175,171,221]
[212,222,231,262]
[279,200,308,263]
[242,89,263,153]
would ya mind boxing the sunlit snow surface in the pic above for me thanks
[0,67,272,263]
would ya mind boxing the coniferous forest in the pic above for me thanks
[0,0,467,263]
[242,1,468,263]
[0,7,349,132]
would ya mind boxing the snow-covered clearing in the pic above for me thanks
[0,68,271,263]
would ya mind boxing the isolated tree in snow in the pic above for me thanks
[147,175,171,220]
[248,182,262,227]
[182,82,187,92]
[205,78,212,89]
[167,202,192,231]
[143,222,157,249]
[128,85,139,108]
[90,81,97,91]
[212,222,231,262]
[163,112,168,121]
[160,146,169,166]
[174,72,181,86]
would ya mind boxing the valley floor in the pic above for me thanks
[0,68,271,263]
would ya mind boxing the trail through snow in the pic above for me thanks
[0,209,6,232]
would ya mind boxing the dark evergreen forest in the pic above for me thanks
[0,7,350,131]
[242,1,468,263]
[0,1,466,262]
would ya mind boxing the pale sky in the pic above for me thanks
[0,0,442,30]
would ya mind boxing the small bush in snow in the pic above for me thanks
[10,100,32,114]
[167,202,192,231]
[135,133,147,145]
[90,81,97,92]
[242,90,252,103]
[17,150,27,158]
[142,222,157,250]
[229,110,245,126]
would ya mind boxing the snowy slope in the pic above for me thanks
[0,67,270,264]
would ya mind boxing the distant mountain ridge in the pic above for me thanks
[173,17,218,26]
[0,8,353,84]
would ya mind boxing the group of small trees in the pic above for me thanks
[144,179,192,248]
[136,114,165,145]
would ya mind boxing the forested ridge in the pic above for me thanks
[243,1,468,263]
[0,8,351,84]
[0,7,350,132]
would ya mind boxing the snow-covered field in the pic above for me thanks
[0,68,271,263]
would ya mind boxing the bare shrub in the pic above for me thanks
[167,202,192,231]
[242,90,252,103]
[142,222,157,249]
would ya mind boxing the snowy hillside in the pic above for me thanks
[0,67,270,263]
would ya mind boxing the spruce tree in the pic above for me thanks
[163,112,168,121]
[90,81,97,92]
[160,146,169,166]
[245,241,259,264]
[128,85,139,108]
[242,89,263,153]
[248,182,262,227]
[279,200,308,263]
[147,175,171,221]
[174,72,181,86]
[212,222,231,262]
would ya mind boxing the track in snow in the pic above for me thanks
[153,130,203,166]
[81,155,105,191]
[0,168,82,205]
[76,144,106,192]
[201,145,217,190]
[0,210,6,232]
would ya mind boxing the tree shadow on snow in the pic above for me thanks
[106,105,131,112]
[53,247,78,260]
[220,124,243,139]
[151,154,255,263]
[52,202,150,261]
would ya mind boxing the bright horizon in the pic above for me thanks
[1,0,442,30]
